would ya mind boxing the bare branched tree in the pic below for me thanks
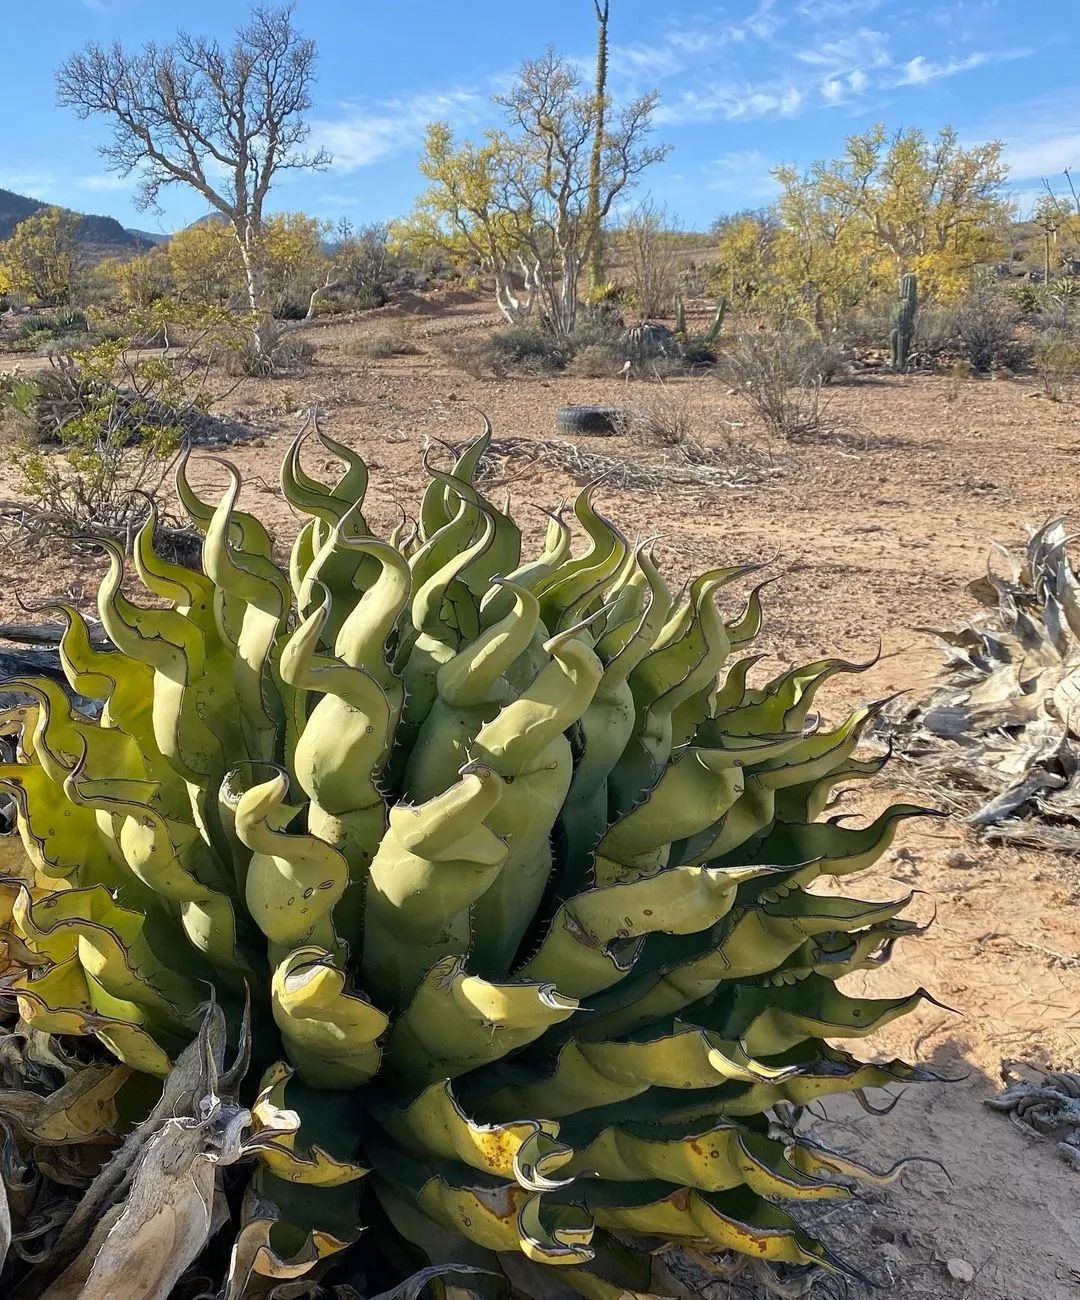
[493,48,669,338]
[620,198,680,319]
[56,4,329,312]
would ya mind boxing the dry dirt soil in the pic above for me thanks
[2,294,1078,1298]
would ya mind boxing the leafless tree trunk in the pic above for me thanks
[56,4,329,315]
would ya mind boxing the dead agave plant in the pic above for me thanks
[884,519,1080,849]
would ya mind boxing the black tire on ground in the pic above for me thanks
[555,404,627,437]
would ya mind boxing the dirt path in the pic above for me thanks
[1,301,1078,1294]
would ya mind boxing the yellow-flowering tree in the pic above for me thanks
[168,221,244,306]
[259,212,331,317]
[167,214,330,315]
[807,125,1009,301]
[0,207,79,305]
[395,122,531,320]
[97,246,174,310]
[770,167,873,329]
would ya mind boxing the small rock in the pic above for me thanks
[947,1258,975,1283]
[946,851,976,869]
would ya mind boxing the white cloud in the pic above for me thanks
[0,171,55,197]
[310,89,485,172]
[656,80,804,126]
[705,149,780,201]
[75,174,131,193]
[797,0,882,18]
[896,52,988,85]
[796,30,891,73]
[1004,132,1080,181]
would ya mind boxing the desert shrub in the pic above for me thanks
[953,289,1024,371]
[437,334,506,379]
[1033,330,1080,401]
[913,305,960,369]
[225,317,317,377]
[616,386,697,448]
[568,307,625,352]
[36,332,95,357]
[346,326,422,359]
[437,325,566,379]
[1,331,224,540]
[488,323,567,374]
[723,327,830,438]
[568,342,629,378]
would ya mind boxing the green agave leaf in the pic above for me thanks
[477,1023,798,1120]
[516,865,772,999]
[271,946,389,1088]
[382,1080,572,1190]
[363,763,508,1003]
[13,884,200,1031]
[0,758,128,888]
[565,1115,848,1200]
[248,1062,369,1187]
[234,768,350,962]
[244,1169,362,1283]
[576,890,915,1039]
[387,957,578,1085]
[708,653,876,738]
[375,1151,595,1266]
[707,975,937,1057]
[680,704,885,865]
[611,565,749,813]
[65,762,250,979]
[595,747,746,885]
[204,460,296,764]
[712,803,936,889]
[579,1183,853,1276]
[11,956,176,1076]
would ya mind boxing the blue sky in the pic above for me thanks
[3,0,1078,234]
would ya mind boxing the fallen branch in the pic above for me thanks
[477,436,781,494]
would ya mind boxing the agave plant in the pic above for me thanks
[0,421,938,1296]
[886,518,1080,849]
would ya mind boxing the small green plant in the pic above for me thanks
[584,279,620,306]
[3,310,240,542]
[17,309,89,341]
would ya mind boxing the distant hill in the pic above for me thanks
[0,187,154,257]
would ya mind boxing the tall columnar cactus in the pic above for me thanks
[0,423,939,1295]
[890,271,918,372]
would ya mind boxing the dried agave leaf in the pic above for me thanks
[885,520,1080,847]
